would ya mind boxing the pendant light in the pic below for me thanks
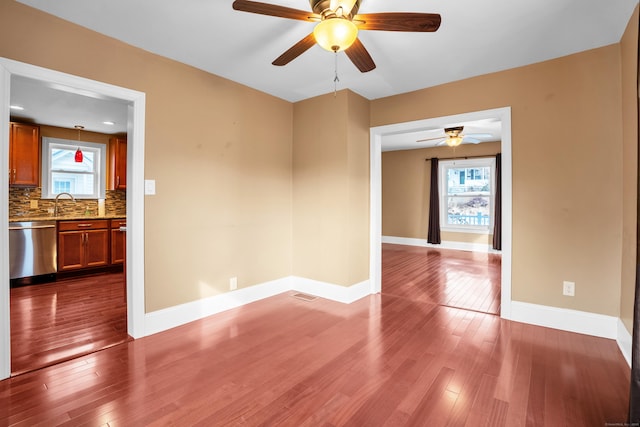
[74,125,84,163]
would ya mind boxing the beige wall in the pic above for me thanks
[372,42,630,317]
[0,1,293,312]
[1,1,637,322]
[382,141,501,244]
[292,90,370,286]
[619,6,639,333]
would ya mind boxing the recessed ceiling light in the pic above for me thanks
[103,121,115,126]
[10,105,24,111]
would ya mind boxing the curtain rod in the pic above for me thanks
[425,154,500,161]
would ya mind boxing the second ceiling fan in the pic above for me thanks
[232,0,441,72]
[417,126,492,147]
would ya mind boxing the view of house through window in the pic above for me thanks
[440,157,495,232]
[41,137,106,199]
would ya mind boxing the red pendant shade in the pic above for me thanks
[75,148,83,162]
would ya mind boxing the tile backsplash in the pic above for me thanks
[9,187,126,218]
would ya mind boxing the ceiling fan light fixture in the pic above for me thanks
[446,136,463,147]
[313,17,358,52]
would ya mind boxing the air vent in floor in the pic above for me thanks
[292,293,317,302]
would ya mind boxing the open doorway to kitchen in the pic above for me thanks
[8,74,130,374]
[0,58,146,380]
[369,107,513,319]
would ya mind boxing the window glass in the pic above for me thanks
[440,158,495,233]
[41,137,106,199]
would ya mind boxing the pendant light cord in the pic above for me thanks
[333,51,339,97]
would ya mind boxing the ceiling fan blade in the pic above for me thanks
[345,38,376,72]
[463,137,481,144]
[416,136,445,143]
[355,12,441,32]
[272,33,317,66]
[232,0,315,21]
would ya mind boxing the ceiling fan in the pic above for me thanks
[232,0,441,72]
[417,126,491,147]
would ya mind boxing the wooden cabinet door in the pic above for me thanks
[108,137,127,190]
[85,229,109,268]
[9,123,40,187]
[110,220,126,265]
[58,227,109,271]
[58,231,85,271]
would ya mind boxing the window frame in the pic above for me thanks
[439,157,496,234]
[41,137,107,200]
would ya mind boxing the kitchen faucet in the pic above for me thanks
[53,192,76,217]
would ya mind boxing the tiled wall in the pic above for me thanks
[9,187,126,219]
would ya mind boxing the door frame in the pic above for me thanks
[369,106,513,319]
[0,58,146,379]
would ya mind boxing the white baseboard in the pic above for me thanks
[510,301,618,339]
[144,276,371,336]
[144,277,291,336]
[617,318,632,367]
[382,235,499,253]
[291,277,371,304]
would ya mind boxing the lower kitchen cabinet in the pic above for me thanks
[58,220,110,272]
[110,218,126,265]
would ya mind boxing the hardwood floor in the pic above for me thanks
[382,244,501,314]
[10,272,130,376]
[0,288,630,425]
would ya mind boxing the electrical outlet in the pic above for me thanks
[230,277,238,291]
[30,200,38,209]
[563,281,575,297]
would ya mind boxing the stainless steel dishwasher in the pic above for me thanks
[9,221,57,280]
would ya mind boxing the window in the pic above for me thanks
[439,157,495,233]
[41,137,107,199]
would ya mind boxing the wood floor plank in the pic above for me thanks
[10,272,130,375]
[0,255,630,425]
[382,244,501,314]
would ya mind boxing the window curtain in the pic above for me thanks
[492,153,502,250]
[427,157,441,244]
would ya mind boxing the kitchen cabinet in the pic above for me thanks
[108,137,126,190]
[58,220,109,272]
[9,122,40,187]
[110,218,126,265]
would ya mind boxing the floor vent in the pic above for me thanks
[292,293,317,302]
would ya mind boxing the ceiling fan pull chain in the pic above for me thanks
[333,51,340,97]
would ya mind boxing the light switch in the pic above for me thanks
[144,179,156,195]
[30,200,38,209]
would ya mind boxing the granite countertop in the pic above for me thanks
[9,214,125,223]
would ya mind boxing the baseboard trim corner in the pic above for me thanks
[144,276,372,336]
[291,277,371,304]
[617,318,632,367]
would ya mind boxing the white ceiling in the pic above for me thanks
[10,75,130,135]
[9,0,638,146]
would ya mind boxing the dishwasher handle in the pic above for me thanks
[9,224,56,231]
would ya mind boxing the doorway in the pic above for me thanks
[369,107,513,319]
[0,58,146,380]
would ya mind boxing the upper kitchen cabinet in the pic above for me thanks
[108,136,126,190]
[9,122,40,187]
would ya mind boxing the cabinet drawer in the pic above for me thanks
[58,220,109,231]
[110,218,126,229]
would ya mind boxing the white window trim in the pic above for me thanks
[439,157,496,234]
[41,136,107,199]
